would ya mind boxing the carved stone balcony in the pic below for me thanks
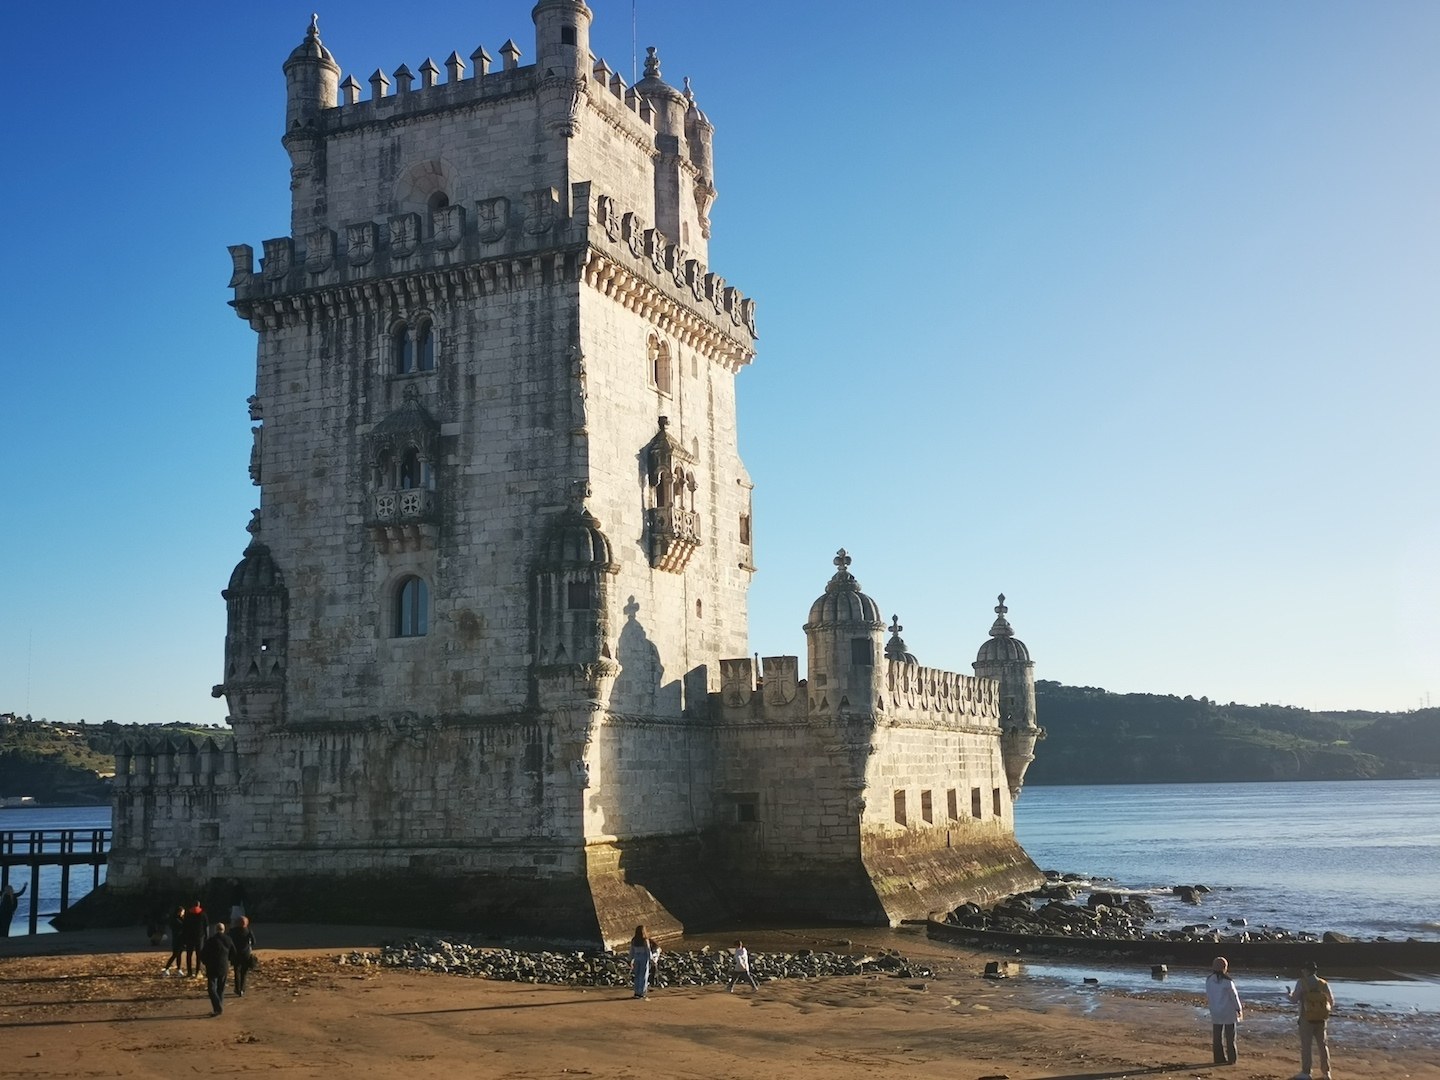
[368,487,438,551]
[646,506,700,573]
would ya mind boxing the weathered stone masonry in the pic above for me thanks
[108,3,1044,946]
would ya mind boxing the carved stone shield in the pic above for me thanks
[346,222,375,266]
[761,656,798,707]
[476,197,509,243]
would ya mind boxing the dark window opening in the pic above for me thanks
[736,801,757,823]
[396,576,429,637]
[893,790,907,827]
[566,580,592,610]
[947,788,959,821]
[851,637,873,666]
[560,26,577,45]
[993,787,1003,818]
[971,787,983,819]
[739,513,752,546]
[416,322,435,371]
[392,325,413,374]
[921,790,934,824]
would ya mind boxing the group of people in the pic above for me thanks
[626,926,759,1000]
[1205,955,1335,1079]
[157,888,258,1016]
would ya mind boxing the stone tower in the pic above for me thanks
[104,6,1042,944]
[109,5,757,943]
[973,595,1042,798]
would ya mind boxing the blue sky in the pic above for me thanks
[2,1,1435,725]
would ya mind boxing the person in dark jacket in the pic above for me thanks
[229,916,257,996]
[199,922,238,1015]
[0,883,26,937]
[161,905,186,975]
[181,901,208,977]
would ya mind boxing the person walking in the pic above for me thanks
[161,904,186,975]
[628,925,655,999]
[726,940,760,992]
[181,900,208,977]
[199,922,238,1016]
[1287,960,1334,1080]
[229,916,257,996]
[0,883,26,937]
[1204,956,1243,1065]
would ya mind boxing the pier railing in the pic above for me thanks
[0,829,111,936]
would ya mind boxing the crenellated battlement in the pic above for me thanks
[227,183,755,367]
[112,737,240,792]
[883,659,1000,727]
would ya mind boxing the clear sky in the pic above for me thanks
[2,1,1435,725]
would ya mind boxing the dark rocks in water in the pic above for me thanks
[1087,890,1126,910]
[1172,885,1203,905]
[1083,976,1100,984]
[1039,882,1080,901]
[1151,964,1168,978]
[1229,918,1248,927]
[1323,931,1355,943]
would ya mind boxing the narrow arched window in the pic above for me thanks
[416,321,435,371]
[398,449,421,489]
[392,323,414,374]
[395,576,429,637]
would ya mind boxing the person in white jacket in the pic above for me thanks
[1205,956,1244,1065]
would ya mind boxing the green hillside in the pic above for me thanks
[1028,682,1440,784]
[0,714,229,805]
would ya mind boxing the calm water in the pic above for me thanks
[0,805,110,935]
[1014,778,1440,943]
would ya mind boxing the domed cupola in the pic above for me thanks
[884,615,918,666]
[284,14,337,68]
[539,503,619,571]
[976,593,1031,664]
[806,549,884,629]
[803,550,887,718]
[635,46,688,127]
[226,541,285,595]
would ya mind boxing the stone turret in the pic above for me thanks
[804,550,886,717]
[973,595,1041,798]
[533,0,592,137]
[212,521,289,744]
[282,16,340,235]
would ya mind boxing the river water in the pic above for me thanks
[5,782,1438,1017]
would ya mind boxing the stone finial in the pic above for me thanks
[445,51,465,83]
[471,45,492,78]
[989,593,1015,637]
[394,64,414,93]
[340,74,362,105]
[500,39,522,72]
[889,614,902,636]
[643,46,661,80]
[833,548,852,572]
[683,76,694,102]
[369,68,390,100]
[419,57,440,89]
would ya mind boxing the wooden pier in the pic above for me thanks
[0,829,111,936]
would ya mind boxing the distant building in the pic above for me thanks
[108,4,1042,944]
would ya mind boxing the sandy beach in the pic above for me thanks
[2,924,1436,1080]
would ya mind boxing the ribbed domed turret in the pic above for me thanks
[806,550,883,628]
[540,505,617,569]
[976,594,1031,663]
[225,542,285,594]
[285,15,337,68]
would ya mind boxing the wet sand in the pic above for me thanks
[2,924,1437,1080]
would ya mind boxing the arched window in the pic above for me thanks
[392,323,414,374]
[395,576,429,637]
[648,335,672,396]
[416,320,435,372]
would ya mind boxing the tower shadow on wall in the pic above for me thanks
[591,596,729,933]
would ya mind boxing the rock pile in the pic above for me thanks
[946,877,1327,947]
[337,940,932,987]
